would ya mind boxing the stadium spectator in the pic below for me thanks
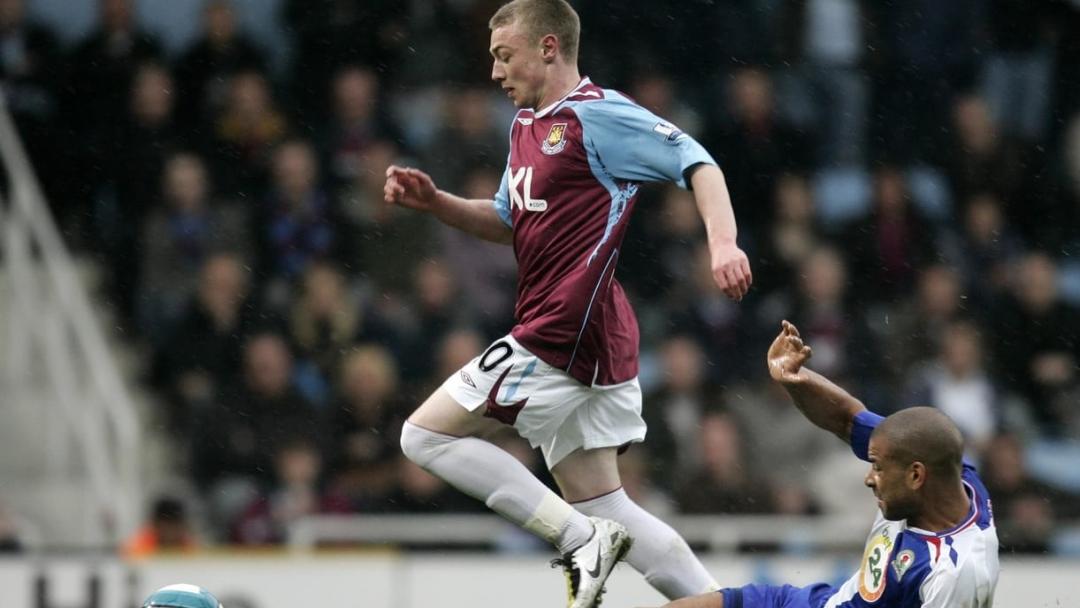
[319,66,400,191]
[877,264,965,385]
[174,0,267,131]
[666,244,752,385]
[0,0,63,205]
[209,69,289,198]
[154,253,263,430]
[648,186,708,305]
[842,165,938,307]
[642,335,717,489]
[425,86,505,191]
[122,496,197,558]
[232,438,349,545]
[101,61,184,322]
[981,0,1056,143]
[289,262,362,380]
[628,73,703,140]
[942,193,1025,311]
[760,245,881,398]
[420,327,487,399]
[776,0,870,165]
[257,138,338,293]
[436,167,517,334]
[399,258,470,381]
[944,96,1027,216]
[866,0,984,164]
[726,380,831,516]
[903,320,1001,455]
[753,173,822,295]
[383,455,479,514]
[324,346,408,510]
[282,0,406,121]
[979,433,1067,553]
[674,410,775,515]
[1062,114,1080,252]
[191,331,320,495]
[990,252,1080,435]
[139,152,250,342]
[706,67,813,239]
[64,0,163,136]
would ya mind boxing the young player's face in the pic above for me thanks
[490,21,548,109]
[865,437,918,521]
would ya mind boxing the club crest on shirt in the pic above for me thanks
[541,123,568,155]
[891,549,915,581]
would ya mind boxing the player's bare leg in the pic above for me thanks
[400,388,626,608]
[407,385,504,438]
[554,448,720,599]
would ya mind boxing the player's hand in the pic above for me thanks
[767,320,812,384]
[384,165,438,213]
[710,241,752,301]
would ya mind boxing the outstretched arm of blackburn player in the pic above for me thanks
[766,320,869,444]
[688,164,752,302]
[384,165,513,245]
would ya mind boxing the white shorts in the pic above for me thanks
[442,334,646,468]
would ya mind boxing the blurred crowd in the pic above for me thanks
[4,0,1080,555]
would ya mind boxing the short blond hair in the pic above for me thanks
[489,0,580,63]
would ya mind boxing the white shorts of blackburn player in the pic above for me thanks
[553,516,633,608]
[442,334,647,468]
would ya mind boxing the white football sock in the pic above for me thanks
[573,488,718,599]
[400,422,593,553]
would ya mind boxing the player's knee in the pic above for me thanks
[400,421,451,468]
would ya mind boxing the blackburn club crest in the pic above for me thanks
[541,123,568,155]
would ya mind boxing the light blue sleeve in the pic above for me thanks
[575,94,716,189]
[492,161,512,228]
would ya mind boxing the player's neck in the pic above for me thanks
[910,482,971,533]
[535,68,582,111]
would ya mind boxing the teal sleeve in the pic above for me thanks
[575,94,716,189]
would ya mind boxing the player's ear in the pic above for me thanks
[908,461,927,490]
[540,33,559,62]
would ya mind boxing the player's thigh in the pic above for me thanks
[549,446,622,503]
[413,334,558,440]
[408,385,503,438]
[547,379,646,501]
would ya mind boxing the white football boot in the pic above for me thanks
[551,517,633,608]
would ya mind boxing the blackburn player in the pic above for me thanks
[385,1,751,607]
[652,321,999,608]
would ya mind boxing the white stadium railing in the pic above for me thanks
[0,96,141,547]
[288,513,868,553]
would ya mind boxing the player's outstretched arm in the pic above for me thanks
[688,164,752,302]
[384,165,513,244]
[641,592,725,608]
[767,320,867,443]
